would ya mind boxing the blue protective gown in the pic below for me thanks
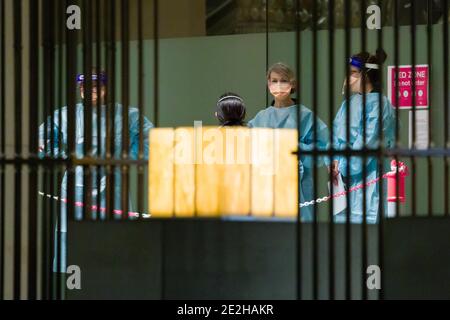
[332,93,396,224]
[38,103,153,272]
[248,104,330,221]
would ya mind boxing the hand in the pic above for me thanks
[329,160,340,186]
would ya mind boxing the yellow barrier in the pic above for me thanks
[149,127,298,218]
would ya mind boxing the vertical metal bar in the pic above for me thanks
[104,0,111,218]
[121,0,130,219]
[0,0,6,300]
[40,177,48,299]
[394,0,400,218]
[344,0,352,300]
[28,0,39,300]
[83,0,93,221]
[265,0,269,106]
[65,0,78,301]
[311,0,318,300]
[152,0,164,298]
[0,0,5,300]
[427,0,434,216]
[269,4,276,221]
[56,0,64,301]
[48,0,57,299]
[13,0,23,300]
[360,0,368,301]
[39,1,50,297]
[106,0,116,219]
[153,0,159,128]
[137,0,144,217]
[41,0,51,299]
[327,0,335,300]
[295,0,302,301]
[66,0,77,227]
[377,0,385,300]
[411,0,417,218]
[443,0,449,216]
[95,0,102,220]
[58,0,65,163]
[41,161,50,300]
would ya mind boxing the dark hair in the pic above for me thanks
[353,48,388,92]
[216,92,246,127]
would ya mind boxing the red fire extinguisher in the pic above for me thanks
[386,160,409,203]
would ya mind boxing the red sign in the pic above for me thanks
[387,65,429,109]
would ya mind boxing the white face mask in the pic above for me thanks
[268,82,292,97]
[341,75,361,95]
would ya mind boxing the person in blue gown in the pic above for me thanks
[248,62,330,221]
[38,69,153,272]
[331,49,396,224]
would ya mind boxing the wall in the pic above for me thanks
[1,1,449,298]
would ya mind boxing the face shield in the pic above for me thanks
[77,72,107,103]
[341,56,379,95]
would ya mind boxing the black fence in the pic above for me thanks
[0,0,449,300]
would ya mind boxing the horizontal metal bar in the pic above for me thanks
[293,148,450,157]
[72,158,148,166]
[292,149,382,156]
[3,148,450,166]
[0,157,148,166]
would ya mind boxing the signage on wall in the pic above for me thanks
[387,65,429,109]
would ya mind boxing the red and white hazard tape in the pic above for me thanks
[37,191,151,218]
[38,173,390,214]
[299,173,389,208]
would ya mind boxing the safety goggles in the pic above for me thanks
[76,73,107,84]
